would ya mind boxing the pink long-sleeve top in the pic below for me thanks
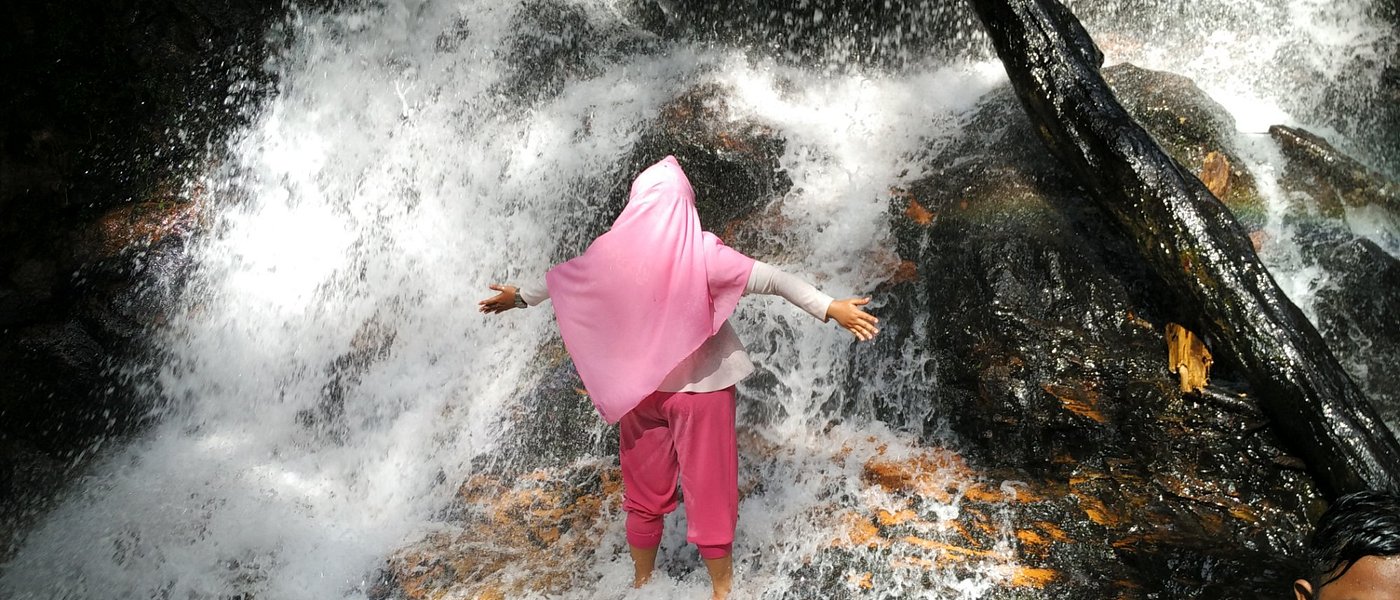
[517,261,833,393]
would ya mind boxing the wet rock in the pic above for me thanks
[0,319,135,453]
[547,81,794,266]
[1,0,281,463]
[866,65,1319,594]
[0,437,69,564]
[1103,63,1266,230]
[624,0,984,68]
[1270,124,1400,221]
[0,196,199,450]
[1312,238,1400,426]
[499,1,605,106]
[1257,126,1400,433]
[0,260,58,327]
[973,0,1399,495]
[372,461,623,600]
[484,346,616,477]
[296,315,400,444]
[72,199,201,268]
[622,83,792,234]
[498,0,661,107]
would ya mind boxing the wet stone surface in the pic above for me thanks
[866,73,1322,595]
[1267,124,1400,434]
[1103,64,1266,231]
[1312,238,1400,428]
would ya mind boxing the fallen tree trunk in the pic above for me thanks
[969,0,1400,495]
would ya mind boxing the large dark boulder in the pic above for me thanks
[1312,238,1400,427]
[1258,126,1400,432]
[970,0,1400,496]
[863,74,1318,595]
[1271,125,1400,221]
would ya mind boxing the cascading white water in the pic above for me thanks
[1,0,1394,598]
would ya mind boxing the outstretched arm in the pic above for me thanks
[746,262,879,341]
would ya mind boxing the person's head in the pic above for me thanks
[1294,490,1400,600]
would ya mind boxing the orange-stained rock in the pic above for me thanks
[888,260,920,284]
[1125,310,1156,330]
[834,511,884,548]
[900,535,1000,560]
[383,462,623,599]
[1041,382,1107,424]
[1200,151,1232,198]
[862,448,975,504]
[963,482,1039,504]
[877,508,918,526]
[1010,567,1060,588]
[1072,489,1124,528]
[1032,521,1070,543]
[80,198,202,262]
[1249,230,1270,252]
[904,198,935,226]
[1016,529,1052,558]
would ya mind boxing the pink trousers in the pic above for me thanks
[619,386,738,560]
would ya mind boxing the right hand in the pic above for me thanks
[478,284,520,314]
[826,297,879,341]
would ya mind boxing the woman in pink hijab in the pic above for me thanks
[479,156,878,599]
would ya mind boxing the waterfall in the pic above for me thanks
[1,0,1394,598]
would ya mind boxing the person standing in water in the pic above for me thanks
[479,156,879,599]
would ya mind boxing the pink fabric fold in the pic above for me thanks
[545,156,755,423]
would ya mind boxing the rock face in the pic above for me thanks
[1104,64,1266,231]
[880,73,1318,594]
[970,0,1400,495]
[1262,126,1400,431]
[1311,239,1400,429]
[1270,125,1400,220]
[627,0,984,67]
[369,462,625,600]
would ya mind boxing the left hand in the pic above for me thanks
[478,284,520,314]
[826,297,879,341]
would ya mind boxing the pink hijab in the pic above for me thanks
[545,156,755,423]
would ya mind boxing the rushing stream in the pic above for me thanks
[1,0,1395,598]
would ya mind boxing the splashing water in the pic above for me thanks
[2,0,1395,598]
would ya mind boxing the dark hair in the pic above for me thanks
[1305,490,1400,588]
